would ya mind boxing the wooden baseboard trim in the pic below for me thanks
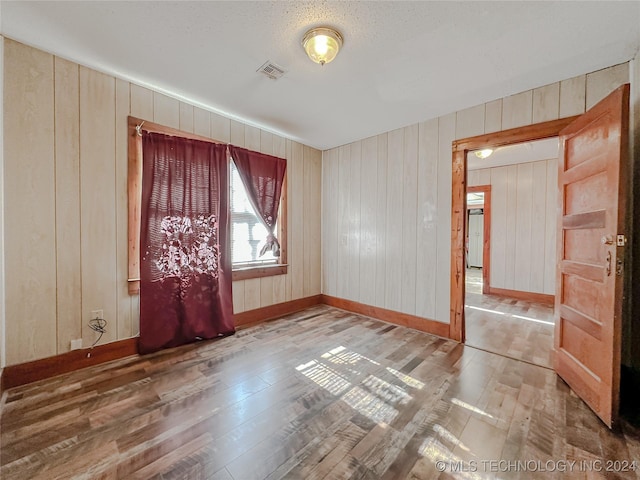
[320,295,450,338]
[234,294,323,328]
[2,296,324,391]
[1,337,139,391]
[487,287,554,305]
[3,293,445,390]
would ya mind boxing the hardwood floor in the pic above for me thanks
[2,305,640,479]
[465,268,555,369]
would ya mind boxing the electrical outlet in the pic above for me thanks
[70,338,83,350]
[91,309,103,320]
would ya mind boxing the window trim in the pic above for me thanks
[127,116,288,294]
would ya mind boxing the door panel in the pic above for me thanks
[555,84,629,428]
[565,229,605,264]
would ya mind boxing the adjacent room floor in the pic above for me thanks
[2,305,639,480]
[465,268,555,369]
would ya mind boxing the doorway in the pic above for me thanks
[451,85,630,428]
[463,140,558,368]
[465,191,485,296]
[465,186,491,295]
[448,116,577,343]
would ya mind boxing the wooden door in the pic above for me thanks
[555,84,629,428]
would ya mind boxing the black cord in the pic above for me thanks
[88,317,107,349]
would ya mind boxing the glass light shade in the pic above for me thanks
[302,27,343,65]
[474,149,493,159]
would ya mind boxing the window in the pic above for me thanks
[128,116,287,294]
[229,159,288,281]
[230,161,277,266]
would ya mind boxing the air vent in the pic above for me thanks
[257,61,286,80]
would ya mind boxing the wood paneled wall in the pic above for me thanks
[2,39,321,366]
[322,63,629,324]
[468,159,557,295]
[1,36,632,365]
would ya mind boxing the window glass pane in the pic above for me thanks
[230,161,277,267]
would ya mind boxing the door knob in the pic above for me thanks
[601,235,614,245]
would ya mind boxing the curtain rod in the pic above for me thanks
[135,121,228,145]
[134,120,283,160]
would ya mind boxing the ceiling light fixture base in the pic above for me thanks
[302,27,343,66]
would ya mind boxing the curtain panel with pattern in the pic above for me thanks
[139,132,234,354]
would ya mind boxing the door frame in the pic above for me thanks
[449,116,579,342]
[466,185,491,294]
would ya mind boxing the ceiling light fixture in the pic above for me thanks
[474,149,493,159]
[302,27,343,66]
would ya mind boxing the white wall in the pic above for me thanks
[322,63,629,324]
[469,159,557,295]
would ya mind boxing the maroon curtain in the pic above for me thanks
[229,146,286,257]
[139,132,234,354]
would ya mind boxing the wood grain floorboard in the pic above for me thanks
[465,268,555,369]
[2,305,639,479]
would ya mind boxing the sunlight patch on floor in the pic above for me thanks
[321,345,381,366]
[452,398,495,420]
[296,346,427,425]
[465,305,506,316]
[386,367,425,390]
[341,385,399,424]
[295,360,351,396]
[465,304,554,326]
[362,374,412,405]
[433,424,471,452]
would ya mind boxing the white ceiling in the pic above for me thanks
[467,137,559,171]
[2,1,639,151]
